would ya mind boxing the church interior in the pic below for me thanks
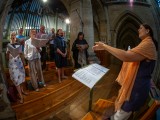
[0,0,160,120]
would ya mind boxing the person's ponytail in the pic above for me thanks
[142,23,158,51]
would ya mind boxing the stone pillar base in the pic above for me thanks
[0,84,16,120]
[0,107,16,120]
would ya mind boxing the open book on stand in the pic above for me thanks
[31,38,49,48]
[7,44,21,58]
[72,63,109,89]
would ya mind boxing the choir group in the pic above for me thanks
[6,25,89,104]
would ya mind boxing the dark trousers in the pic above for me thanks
[49,44,55,61]
[40,47,47,70]
[73,59,81,69]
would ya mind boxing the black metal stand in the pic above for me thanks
[88,88,94,111]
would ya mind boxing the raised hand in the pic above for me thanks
[92,42,105,51]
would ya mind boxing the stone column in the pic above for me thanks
[103,7,111,45]
[0,0,16,119]
[70,0,94,52]
[70,0,100,64]
[70,0,82,49]
[82,0,100,63]
[82,0,94,53]
[69,0,82,66]
[99,20,107,43]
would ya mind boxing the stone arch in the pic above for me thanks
[91,0,107,42]
[60,0,71,16]
[112,11,143,49]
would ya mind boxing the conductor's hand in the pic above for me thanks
[92,42,105,51]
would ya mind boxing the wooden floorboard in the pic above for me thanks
[9,64,120,120]
[51,64,120,120]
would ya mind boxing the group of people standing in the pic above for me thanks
[6,25,89,104]
[6,23,158,120]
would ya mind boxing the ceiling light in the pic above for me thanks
[42,0,47,3]
[65,19,70,24]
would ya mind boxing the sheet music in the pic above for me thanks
[7,44,20,58]
[31,38,49,47]
[72,63,109,88]
[41,34,49,39]
[47,33,54,40]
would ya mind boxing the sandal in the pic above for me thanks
[22,91,28,95]
[19,97,24,104]
[59,78,62,83]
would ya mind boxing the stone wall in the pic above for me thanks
[0,0,16,119]
[105,3,158,46]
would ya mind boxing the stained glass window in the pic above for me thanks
[3,0,68,38]
[157,0,160,7]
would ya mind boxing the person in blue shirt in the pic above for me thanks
[16,28,25,50]
[16,28,26,65]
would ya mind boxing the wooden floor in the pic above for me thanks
[52,65,120,120]
[10,63,121,120]
[81,99,115,120]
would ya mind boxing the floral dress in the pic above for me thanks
[7,43,25,86]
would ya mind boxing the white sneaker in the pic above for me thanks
[35,88,39,92]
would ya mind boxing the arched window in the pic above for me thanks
[3,0,69,38]
[157,0,160,7]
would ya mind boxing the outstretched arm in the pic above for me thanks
[93,42,146,62]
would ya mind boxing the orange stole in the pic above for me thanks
[115,36,157,111]
[115,62,139,111]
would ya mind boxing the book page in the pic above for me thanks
[72,63,109,88]
[31,38,49,47]
[7,45,20,58]
[41,34,49,39]
[47,33,54,40]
